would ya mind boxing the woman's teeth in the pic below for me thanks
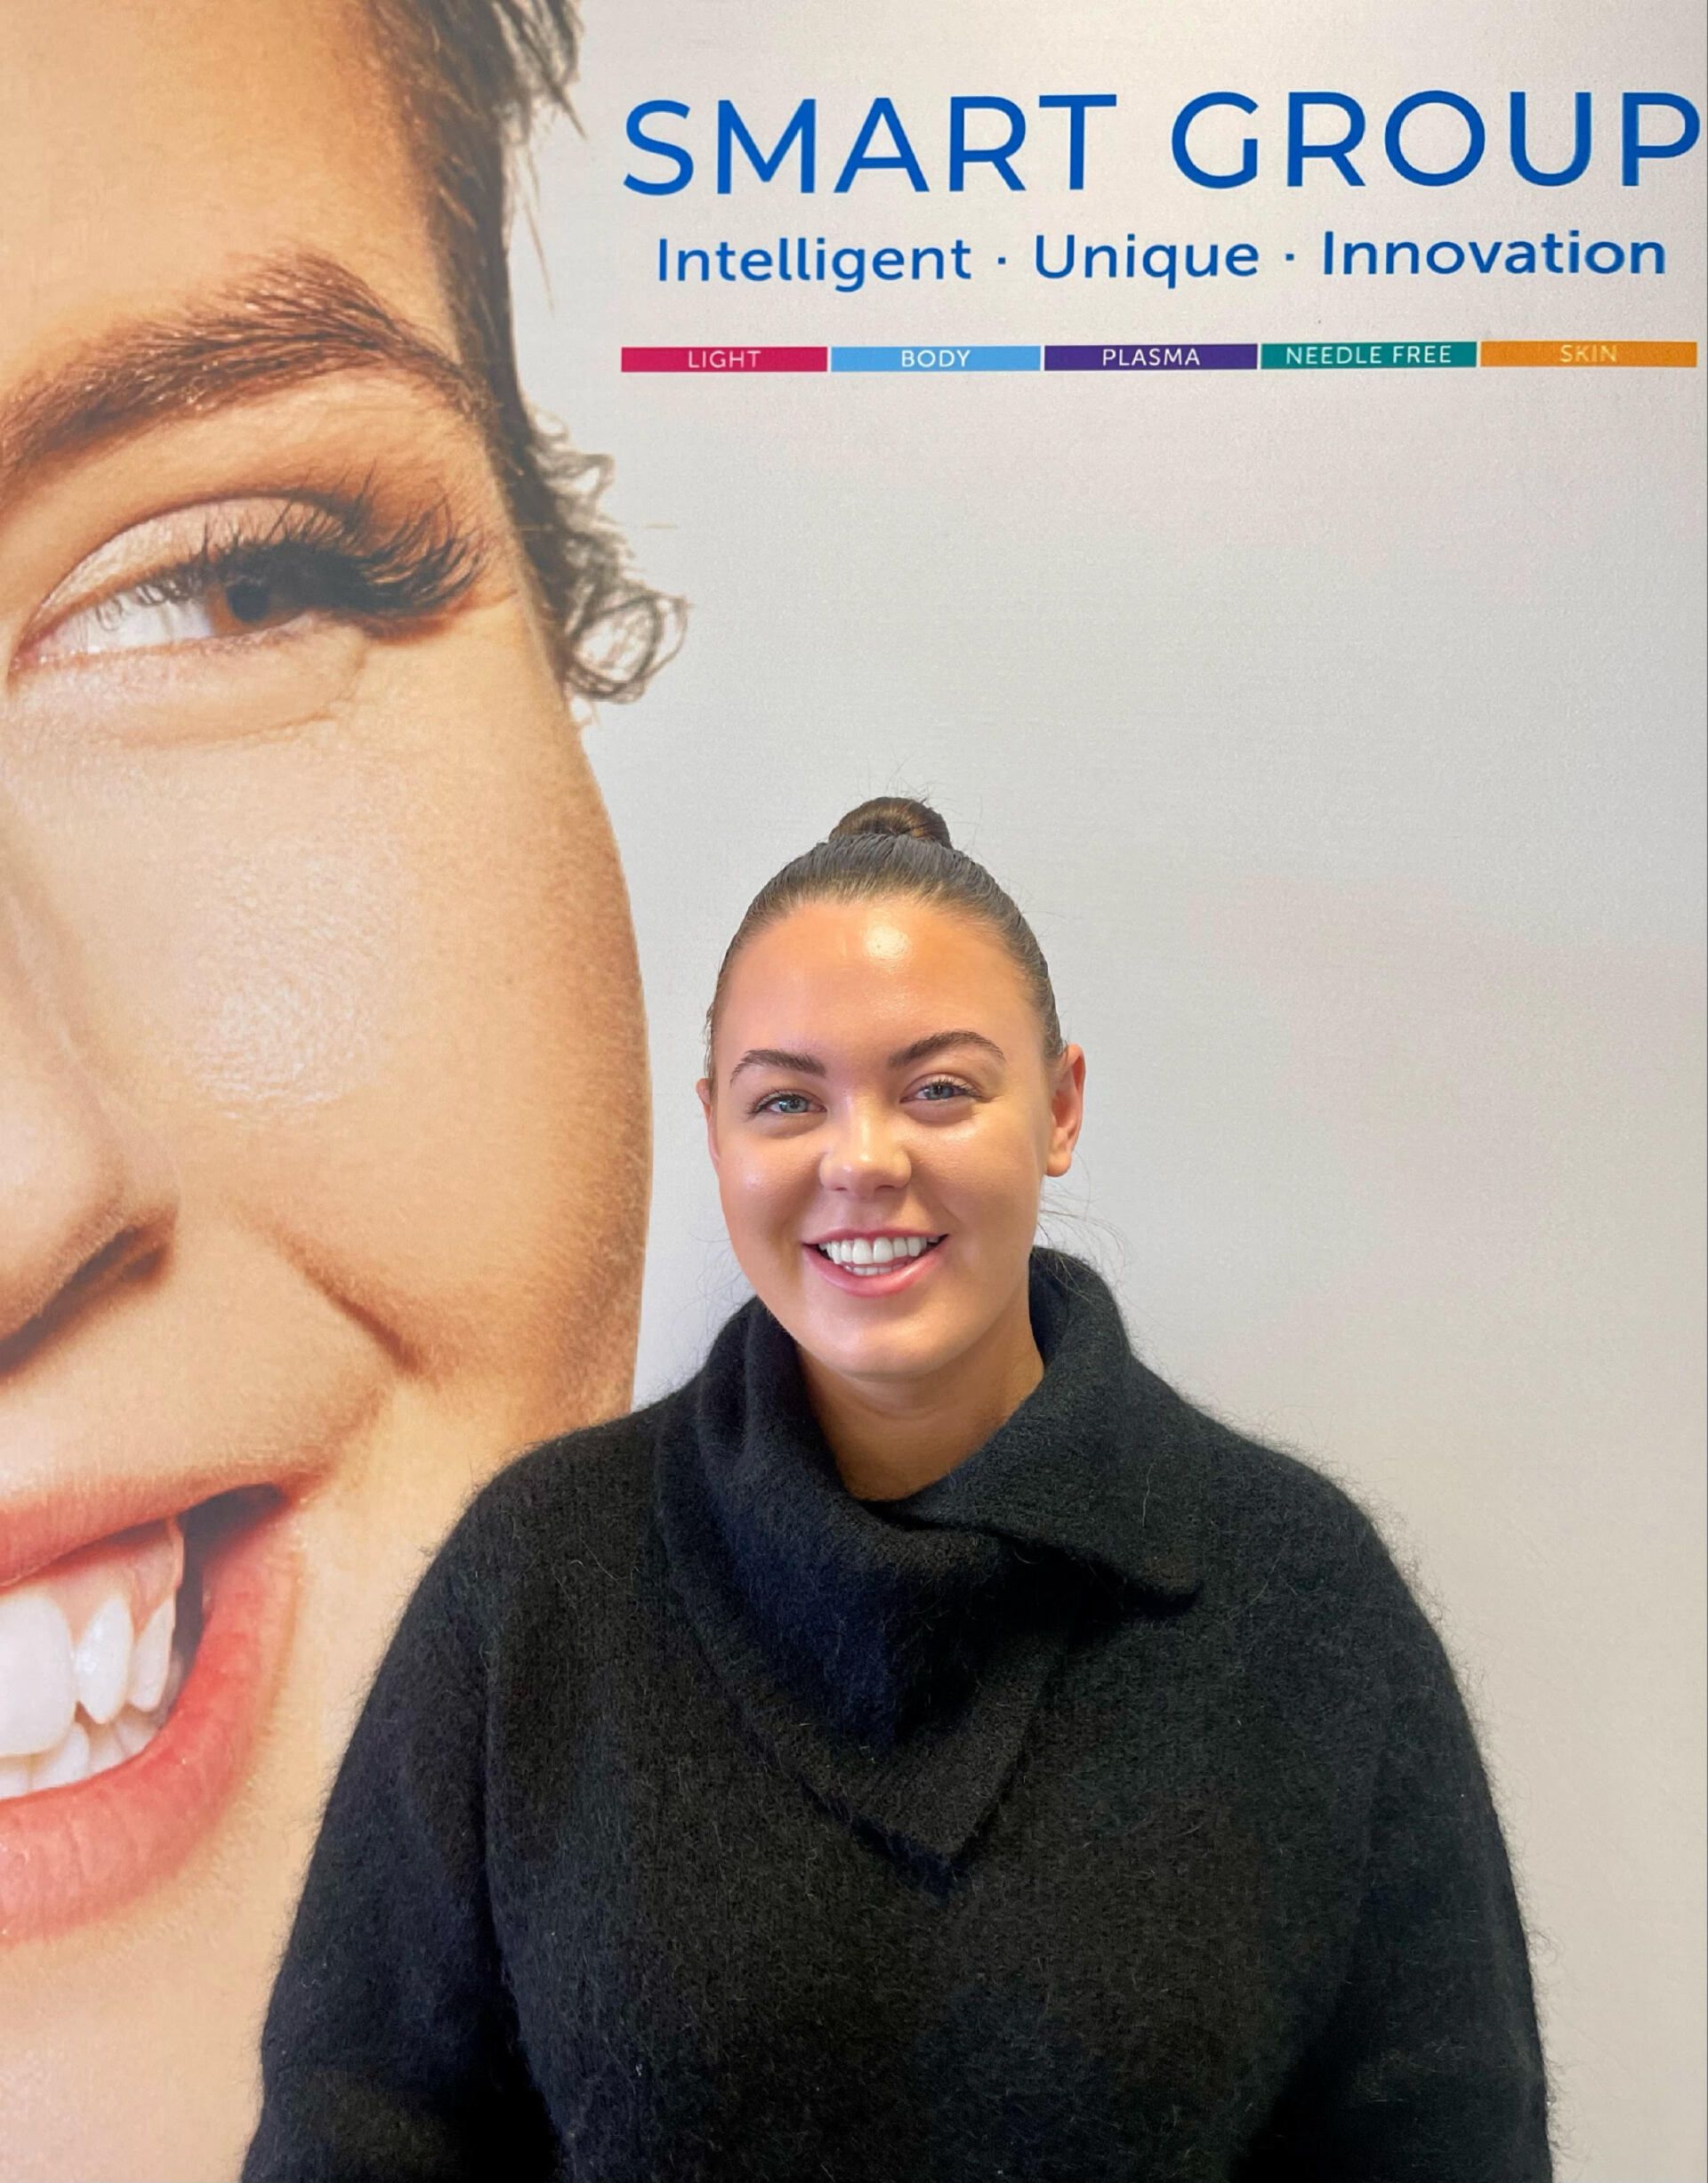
[816,1235,944,1272]
[0,1517,190,1800]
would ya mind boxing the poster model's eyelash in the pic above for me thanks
[29,486,492,662]
[136,493,488,626]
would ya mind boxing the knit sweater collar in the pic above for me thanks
[654,1246,1206,1864]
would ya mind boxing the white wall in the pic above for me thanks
[514,4,1706,2172]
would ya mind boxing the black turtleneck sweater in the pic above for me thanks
[242,1249,1554,2181]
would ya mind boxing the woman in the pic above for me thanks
[243,797,1556,2180]
[0,4,669,2178]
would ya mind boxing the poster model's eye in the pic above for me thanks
[17,492,489,669]
[44,557,328,657]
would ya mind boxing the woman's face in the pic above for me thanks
[0,4,649,2176]
[698,893,1084,1392]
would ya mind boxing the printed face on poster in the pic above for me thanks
[0,2,1702,2179]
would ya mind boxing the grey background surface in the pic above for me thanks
[513,4,1706,2172]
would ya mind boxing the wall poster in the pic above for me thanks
[2,1,1702,2177]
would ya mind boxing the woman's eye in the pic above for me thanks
[35,561,319,664]
[751,1079,971,1117]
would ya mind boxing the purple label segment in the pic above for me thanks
[1043,343,1259,371]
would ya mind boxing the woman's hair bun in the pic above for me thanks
[826,795,953,850]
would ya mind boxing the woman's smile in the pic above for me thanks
[806,1231,949,1293]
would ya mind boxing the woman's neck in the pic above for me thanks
[797,1279,1045,1502]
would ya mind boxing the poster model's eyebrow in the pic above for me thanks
[0,248,495,503]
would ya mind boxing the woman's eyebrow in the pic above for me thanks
[0,246,494,500]
[729,1031,1006,1083]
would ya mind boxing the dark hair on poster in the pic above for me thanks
[368,0,680,696]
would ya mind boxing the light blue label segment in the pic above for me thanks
[831,345,1042,373]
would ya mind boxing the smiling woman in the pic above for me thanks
[241,796,1553,2180]
[694,805,1084,1500]
[0,4,670,2179]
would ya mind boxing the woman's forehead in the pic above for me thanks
[727,902,1026,1017]
[0,0,447,392]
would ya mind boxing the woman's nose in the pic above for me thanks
[0,872,179,1361]
[817,1099,911,1191]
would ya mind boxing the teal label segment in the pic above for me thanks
[831,345,1042,372]
[1261,342,1478,369]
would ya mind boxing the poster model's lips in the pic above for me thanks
[0,1487,298,1946]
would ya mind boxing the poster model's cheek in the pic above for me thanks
[3,621,411,1100]
[2,722,415,1120]
[133,817,410,1114]
[11,633,529,1098]
[15,625,641,1353]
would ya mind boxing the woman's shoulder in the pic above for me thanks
[482,1388,678,1514]
[1150,1364,1436,1641]
[415,1386,688,1625]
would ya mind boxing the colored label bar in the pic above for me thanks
[1262,342,1477,369]
[622,340,1696,377]
[1480,340,1697,367]
[1045,344,1257,371]
[831,345,1040,371]
[621,347,826,373]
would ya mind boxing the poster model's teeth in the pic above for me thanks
[0,1518,191,1798]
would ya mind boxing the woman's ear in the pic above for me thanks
[1045,1045,1086,1178]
